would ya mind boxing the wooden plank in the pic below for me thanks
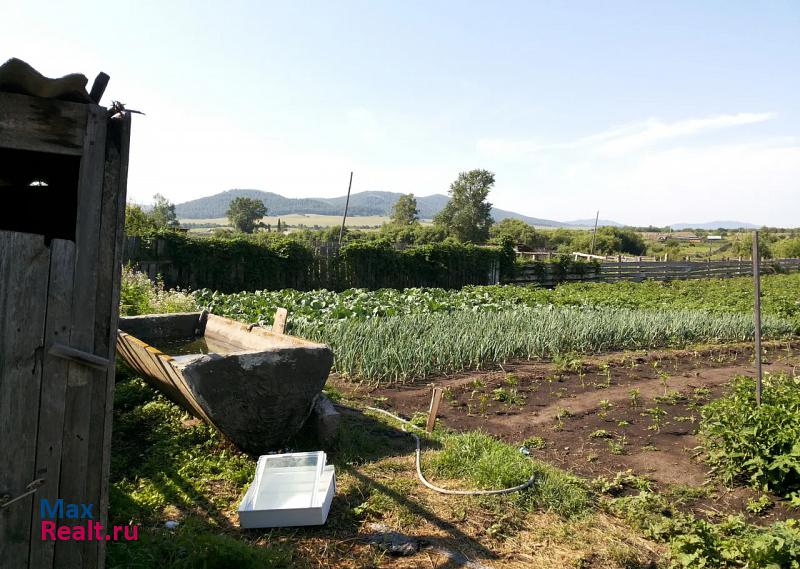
[273,307,288,334]
[87,113,131,569]
[28,238,76,569]
[0,92,87,155]
[0,230,51,567]
[54,104,107,569]
[48,343,111,370]
[426,387,443,433]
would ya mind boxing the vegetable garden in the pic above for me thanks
[190,273,800,382]
[114,269,800,568]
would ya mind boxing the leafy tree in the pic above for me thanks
[731,232,774,259]
[124,204,158,236]
[150,193,179,229]
[546,228,582,252]
[490,218,545,250]
[774,237,800,258]
[434,169,495,242]
[570,227,647,255]
[227,197,268,233]
[390,194,419,226]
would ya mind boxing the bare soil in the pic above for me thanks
[334,341,800,524]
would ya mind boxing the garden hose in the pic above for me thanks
[365,406,538,496]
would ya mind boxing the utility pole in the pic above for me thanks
[338,171,353,246]
[590,210,599,255]
[752,230,763,405]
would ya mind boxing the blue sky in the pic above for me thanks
[4,1,799,225]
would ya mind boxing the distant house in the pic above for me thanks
[707,235,723,241]
[656,231,702,242]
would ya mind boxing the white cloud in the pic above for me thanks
[477,112,776,161]
[589,113,776,156]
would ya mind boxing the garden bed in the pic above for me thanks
[342,342,800,524]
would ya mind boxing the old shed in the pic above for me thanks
[0,58,131,569]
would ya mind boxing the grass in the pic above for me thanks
[107,377,291,567]
[110,364,800,567]
[109,368,661,567]
[423,430,591,518]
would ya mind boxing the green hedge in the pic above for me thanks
[131,232,313,292]
[125,232,509,292]
[337,239,508,289]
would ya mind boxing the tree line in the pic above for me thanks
[127,170,800,258]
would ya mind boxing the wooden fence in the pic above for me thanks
[506,258,800,287]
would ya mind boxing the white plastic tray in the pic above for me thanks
[237,452,336,528]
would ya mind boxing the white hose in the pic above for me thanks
[365,406,538,496]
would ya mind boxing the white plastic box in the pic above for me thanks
[237,451,336,528]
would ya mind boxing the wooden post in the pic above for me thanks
[752,231,763,405]
[589,210,599,255]
[272,307,288,334]
[426,386,443,433]
[338,171,353,245]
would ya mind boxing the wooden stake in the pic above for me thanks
[753,230,762,405]
[426,387,443,433]
[272,307,288,335]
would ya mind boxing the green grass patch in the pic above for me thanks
[425,430,591,518]
[108,376,292,568]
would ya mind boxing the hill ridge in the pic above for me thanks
[173,189,758,229]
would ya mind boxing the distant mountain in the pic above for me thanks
[174,189,569,226]
[174,190,761,231]
[670,221,758,230]
[175,189,343,218]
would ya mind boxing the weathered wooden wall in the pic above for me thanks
[0,93,130,569]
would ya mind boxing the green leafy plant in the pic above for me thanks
[521,436,546,450]
[610,491,800,569]
[700,373,800,502]
[589,429,613,439]
[492,387,526,406]
[598,362,612,388]
[745,495,773,515]
[608,437,626,455]
[643,407,667,433]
